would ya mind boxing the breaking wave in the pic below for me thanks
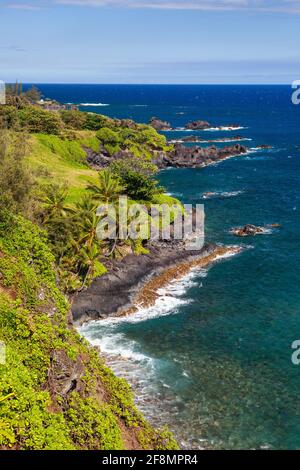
[79,102,110,107]
[202,190,245,199]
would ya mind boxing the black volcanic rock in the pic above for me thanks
[71,243,215,325]
[258,144,273,149]
[84,145,111,168]
[185,120,211,130]
[150,117,172,131]
[84,140,248,171]
[154,143,247,169]
[230,224,266,237]
[182,135,203,142]
[84,146,136,170]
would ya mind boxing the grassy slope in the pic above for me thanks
[27,132,99,203]
[0,213,178,450]
[27,132,179,208]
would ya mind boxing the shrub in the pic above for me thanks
[24,86,42,103]
[60,110,87,130]
[66,393,123,450]
[96,127,120,146]
[18,106,62,135]
[36,134,86,165]
[0,106,19,129]
[84,113,113,131]
[0,131,34,215]
[110,157,164,201]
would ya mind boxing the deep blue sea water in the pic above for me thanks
[33,85,300,449]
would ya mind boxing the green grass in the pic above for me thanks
[78,131,101,153]
[27,134,181,207]
[27,134,98,203]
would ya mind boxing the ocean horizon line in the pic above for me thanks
[7,82,292,87]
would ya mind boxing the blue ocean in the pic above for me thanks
[33,84,300,449]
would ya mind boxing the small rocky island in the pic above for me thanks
[149,117,243,132]
[230,224,280,237]
[184,119,211,130]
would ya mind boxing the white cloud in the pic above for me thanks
[3,0,300,13]
[2,2,43,9]
[56,0,300,13]
[57,0,248,8]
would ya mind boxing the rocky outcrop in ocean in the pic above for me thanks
[185,120,211,130]
[230,223,280,237]
[149,117,172,131]
[154,143,247,169]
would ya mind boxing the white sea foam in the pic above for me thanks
[82,248,240,333]
[166,191,184,198]
[203,150,252,167]
[88,334,152,363]
[79,102,110,107]
[202,190,245,199]
[203,126,248,132]
[80,248,242,379]
[212,247,242,261]
[168,126,247,132]
[79,246,243,449]
[169,137,252,144]
[84,274,200,330]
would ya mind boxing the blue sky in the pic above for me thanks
[0,0,299,83]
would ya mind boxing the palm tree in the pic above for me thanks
[74,194,98,216]
[87,170,124,204]
[40,188,72,223]
[78,212,101,249]
[78,244,101,290]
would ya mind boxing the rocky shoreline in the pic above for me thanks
[75,116,260,327]
[83,115,251,170]
[149,117,241,132]
[168,135,248,144]
[71,243,242,326]
[154,143,247,169]
[85,142,248,170]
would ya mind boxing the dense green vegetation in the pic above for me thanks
[0,92,180,291]
[0,211,178,450]
[0,91,180,450]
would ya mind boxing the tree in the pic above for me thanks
[78,244,102,290]
[110,157,163,201]
[78,213,100,249]
[60,110,87,130]
[17,106,62,134]
[24,85,42,102]
[84,113,113,131]
[40,187,71,224]
[0,106,19,129]
[87,170,124,204]
[73,194,98,217]
[38,186,75,261]
[0,131,34,215]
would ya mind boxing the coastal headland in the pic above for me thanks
[72,244,243,325]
